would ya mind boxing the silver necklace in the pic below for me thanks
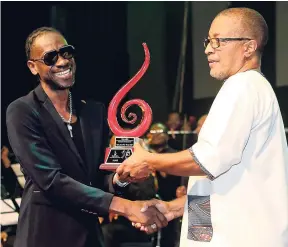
[59,91,73,138]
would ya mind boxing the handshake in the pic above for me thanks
[108,142,185,234]
[111,172,178,234]
[110,197,182,235]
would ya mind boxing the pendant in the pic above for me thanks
[67,124,73,138]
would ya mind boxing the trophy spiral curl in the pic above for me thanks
[107,43,152,137]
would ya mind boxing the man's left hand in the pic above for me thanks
[116,143,153,182]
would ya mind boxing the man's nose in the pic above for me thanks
[55,55,70,67]
[204,42,214,55]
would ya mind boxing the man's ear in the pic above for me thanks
[244,40,257,58]
[27,61,38,75]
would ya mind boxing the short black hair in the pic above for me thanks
[25,27,63,60]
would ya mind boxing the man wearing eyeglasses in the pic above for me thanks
[6,27,168,247]
[116,7,288,247]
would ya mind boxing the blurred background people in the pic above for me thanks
[1,145,22,199]
[166,112,196,151]
[1,145,22,247]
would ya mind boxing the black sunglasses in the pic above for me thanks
[30,45,75,66]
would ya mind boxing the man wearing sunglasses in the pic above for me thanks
[6,27,168,247]
[116,7,288,247]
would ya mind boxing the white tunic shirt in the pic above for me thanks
[180,70,288,247]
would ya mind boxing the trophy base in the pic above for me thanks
[99,145,134,171]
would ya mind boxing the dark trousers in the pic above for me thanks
[160,218,181,247]
[101,217,152,247]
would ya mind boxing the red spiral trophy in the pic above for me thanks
[99,43,152,171]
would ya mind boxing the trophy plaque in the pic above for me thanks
[101,137,138,170]
[100,43,152,171]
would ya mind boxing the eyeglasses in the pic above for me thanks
[30,45,75,66]
[204,37,252,49]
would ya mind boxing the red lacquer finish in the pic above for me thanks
[107,43,152,137]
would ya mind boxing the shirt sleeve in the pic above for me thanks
[191,75,257,179]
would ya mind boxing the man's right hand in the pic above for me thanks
[127,200,168,231]
[109,197,168,233]
[141,199,176,221]
[133,198,185,234]
[130,199,173,234]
